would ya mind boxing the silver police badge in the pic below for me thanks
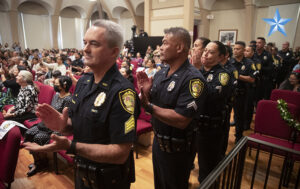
[167,81,175,91]
[263,56,267,60]
[241,65,245,71]
[286,52,290,56]
[207,74,213,82]
[94,92,106,107]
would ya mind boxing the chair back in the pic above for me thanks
[254,100,299,140]
[270,89,300,108]
[37,83,56,105]
[0,127,21,185]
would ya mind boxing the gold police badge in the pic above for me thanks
[167,81,176,91]
[256,63,261,70]
[189,79,204,98]
[94,92,106,107]
[119,89,135,114]
[233,70,239,79]
[219,73,229,86]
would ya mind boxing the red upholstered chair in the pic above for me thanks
[0,127,22,189]
[270,89,300,108]
[135,108,152,159]
[248,100,299,155]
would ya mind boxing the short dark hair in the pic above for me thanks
[225,45,233,58]
[198,37,211,49]
[235,41,246,48]
[164,27,191,53]
[257,37,266,42]
[212,41,226,56]
[58,76,72,93]
[52,70,62,78]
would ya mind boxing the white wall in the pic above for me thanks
[0,11,12,46]
[22,13,51,49]
[60,17,84,49]
[119,17,134,42]
[209,9,246,42]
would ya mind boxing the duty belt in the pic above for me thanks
[74,156,132,189]
[195,114,224,130]
[154,131,194,153]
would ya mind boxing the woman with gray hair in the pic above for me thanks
[2,70,39,123]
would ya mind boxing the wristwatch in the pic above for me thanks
[66,140,77,155]
[144,102,154,114]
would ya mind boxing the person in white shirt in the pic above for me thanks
[42,56,66,75]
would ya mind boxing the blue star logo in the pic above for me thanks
[263,8,292,36]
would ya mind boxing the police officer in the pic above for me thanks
[24,20,139,189]
[220,45,238,155]
[278,41,294,84]
[191,37,211,69]
[195,41,232,183]
[254,37,273,100]
[271,47,283,88]
[231,41,255,142]
[137,27,207,189]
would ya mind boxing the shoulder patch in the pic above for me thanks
[119,89,136,114]
[256,63,261,70]
[124,115,135,134]
[189,79,204,98]
[251,64,256,71]
[233,70,239,80]
[219,73,229,86]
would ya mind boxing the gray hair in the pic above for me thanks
[92,19,124,53]
[19,70,33,84]
[164,27,191,53]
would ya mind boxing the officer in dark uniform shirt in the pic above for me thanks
[220,45,238,156]
[254,37,273,100]
[137,27,207,189]
[71,52,84,73]
[195,41,232,183]
[24,20,139,189]
[271,47,283,88]
[278,41,294,84]
[231,41,255,142]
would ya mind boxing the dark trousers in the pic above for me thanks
[152,137,195,189]
[245,86,255,130]
[233,94,247,142]
[222,106,232,156]
[75,167,130,189]
[197,125,224,183]
[258,77,273,100]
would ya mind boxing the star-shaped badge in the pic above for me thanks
[263,8,291,36]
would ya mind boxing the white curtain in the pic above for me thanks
[60,17,84,49]
[0,11,12,46]
[21,14,51,49]
[119,18,134,42]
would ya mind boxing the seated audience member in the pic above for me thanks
[293,59,300,71]
[2,70,38,123]
[42,56,66,75]
[71,52,83,74]
[134,52,144,66]
[0,65,26,110]
[119,67,134,83]
[31,57,42,72]
[43,70,62,87]
[66,66,92,86]
[24,75,72,176]
[279,71,300,92]
[145,58,157,78]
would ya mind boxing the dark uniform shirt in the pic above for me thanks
[200,64,232,117]
[150,60,207,138]
[231,57,255,90]
[69,64,139,164]
[71,58,84,72]
[254,50,273,78]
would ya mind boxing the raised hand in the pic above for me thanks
[136,71,152,99]
[36,104,69,132]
